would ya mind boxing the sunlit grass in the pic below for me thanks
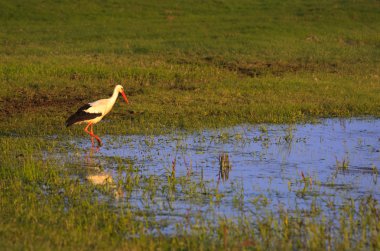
[1,0,380,249]
[0,0,379,137]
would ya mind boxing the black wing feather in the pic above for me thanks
[65,104,102,127]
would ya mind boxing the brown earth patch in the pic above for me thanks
[202,56,338,77]
[0,86,143,118]
[0,88,84,117]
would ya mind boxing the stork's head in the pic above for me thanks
[115,85,129,104]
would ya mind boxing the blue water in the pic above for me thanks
[76,118,380,224]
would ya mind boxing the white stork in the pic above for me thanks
[66,85,129,147]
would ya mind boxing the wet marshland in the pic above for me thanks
[64,118,380,234]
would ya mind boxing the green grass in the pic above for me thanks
[0,0,379,136]
[1,0,380,249]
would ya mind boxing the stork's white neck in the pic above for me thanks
[106,87,121,112]
[111,87,120,101]
[110,88,119,106]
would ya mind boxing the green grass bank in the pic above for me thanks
[0,0,379,135]
[1,0,380,250]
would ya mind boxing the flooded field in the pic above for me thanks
[66,118,380,234]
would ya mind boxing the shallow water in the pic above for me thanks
[73,118,380,227]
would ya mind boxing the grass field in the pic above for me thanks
[1,0,380,250]
[1,0,379,135]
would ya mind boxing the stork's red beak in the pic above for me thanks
[121,90,129,104]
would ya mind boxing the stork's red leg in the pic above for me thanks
[90,124,95,146]
[84,123,95,147]
[84,123,102,147]
[90,124,103,147]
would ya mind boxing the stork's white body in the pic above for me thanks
[80,91,121,124]
[66,85,129,147]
